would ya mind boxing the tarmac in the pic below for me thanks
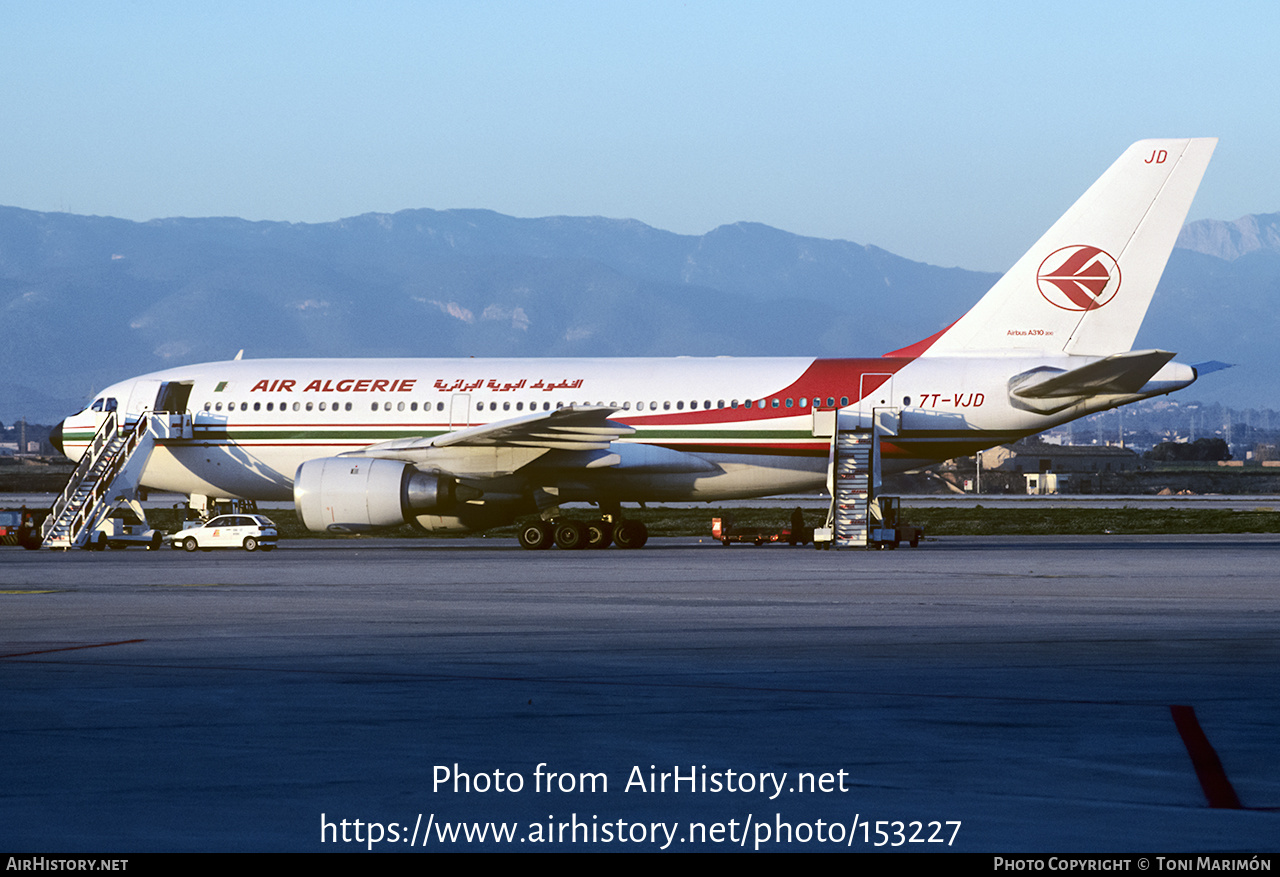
[3,535,1278,852]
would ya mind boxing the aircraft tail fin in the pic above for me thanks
[915,138,1216,357]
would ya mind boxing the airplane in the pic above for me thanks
[50,138,1218,550]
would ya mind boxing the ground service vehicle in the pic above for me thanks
[166,514,279,552]
[89,500,164,550]
[0,507,45,549]
[712,515,812,547]
[868,496,923,549]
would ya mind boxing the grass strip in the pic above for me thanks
[144,505,1280,540]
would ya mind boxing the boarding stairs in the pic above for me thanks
[827,428,875,548]
[815,406,898,550]
[40,411,189,549]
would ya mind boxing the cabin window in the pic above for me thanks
[319,402,326,411]
[826,397,835,408]
[215,402,223,412]
[676,401,684,410]
[771,399,779,408]
[840,396,849,407]
[516,402,523,411]
[490,402,497,411]
[903,396,911,406]
[254,402,261,411]
[503,401,510,411]
[305,402,312,411]
[398,402,405,412]
[344,402,352,411]
[203,402,211,412]
[436,402,444,412]
[663,401,671,410]
[293,402,300,412]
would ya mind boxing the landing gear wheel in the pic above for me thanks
[585,520,613,549]
[613,520,648,549]
[183,537,198,553]
[518,521,554,550]
[554,521,587,550]
[243,536,258,552]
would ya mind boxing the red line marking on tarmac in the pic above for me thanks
[0,639,145,659]
[1170,704,1242,809]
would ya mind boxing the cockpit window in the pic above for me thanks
[91,399,103,412]
[105,397,117,412]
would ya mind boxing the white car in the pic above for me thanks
[167,514,279,552]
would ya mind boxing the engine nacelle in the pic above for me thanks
[294,458,461,533]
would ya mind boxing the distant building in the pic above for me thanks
[980,441,1141,475]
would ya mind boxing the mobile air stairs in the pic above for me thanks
[812,408,901,550]
[40,410,192,550]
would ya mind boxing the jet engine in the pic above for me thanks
[294,458,467,533]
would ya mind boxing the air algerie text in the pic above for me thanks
[249,379,418,393]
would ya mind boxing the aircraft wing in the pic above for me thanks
[350,402,634,458]
[428,405,635,450]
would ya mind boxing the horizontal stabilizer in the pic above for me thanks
[1010,350,1176,399]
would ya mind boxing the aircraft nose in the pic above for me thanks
[49,420,65,456]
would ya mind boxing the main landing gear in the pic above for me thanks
[517,518,649,550]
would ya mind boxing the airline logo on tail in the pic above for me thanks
[1035,245,1121,312]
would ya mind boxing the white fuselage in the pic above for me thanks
[56,352,1192,507]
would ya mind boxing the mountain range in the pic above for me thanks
[2,205,1276,424]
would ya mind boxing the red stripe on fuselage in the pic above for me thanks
[624,357,915,427]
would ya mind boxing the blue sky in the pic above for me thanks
[2,1,1276,271]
